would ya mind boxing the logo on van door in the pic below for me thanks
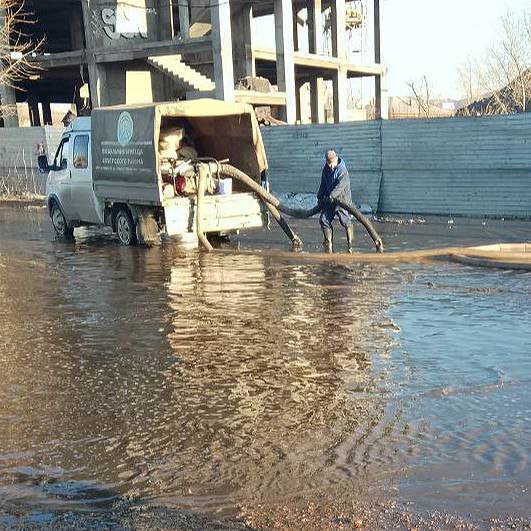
[117,112,134,146]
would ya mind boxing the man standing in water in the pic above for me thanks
[317,150,354,253]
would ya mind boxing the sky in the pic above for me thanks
[253,0,530,100]
[381,0,530,98]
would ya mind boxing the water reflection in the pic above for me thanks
[158,253,402,508]
[1,208,529,521]
[0,233,404,515]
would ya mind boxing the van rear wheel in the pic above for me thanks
[115,208,137,246]
[50,203,74,239]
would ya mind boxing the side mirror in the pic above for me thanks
[37,154,50,174]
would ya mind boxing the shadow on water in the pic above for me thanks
[0,480,251,529]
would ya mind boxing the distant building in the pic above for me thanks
[441,101,456,112]
[387,97,455,120]
[0,0,388,128]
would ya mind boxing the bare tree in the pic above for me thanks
[457,56,483,109]
[406,75,432,118]
[0,0,42,118]
[485,11,530,113]
[458,10,530,115]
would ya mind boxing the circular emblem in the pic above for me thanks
[117,111,134,146]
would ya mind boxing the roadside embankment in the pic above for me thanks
[0,194,46,208]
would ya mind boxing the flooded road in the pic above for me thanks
[0,206,530,528]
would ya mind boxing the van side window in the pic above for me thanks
[73,135,89,169]
[53,138,69,170]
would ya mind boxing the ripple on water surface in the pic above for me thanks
[0,208,530,520]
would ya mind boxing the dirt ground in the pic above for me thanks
[5,497,530,530]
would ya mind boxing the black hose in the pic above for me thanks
[219,164,282,207]
[217,163,383,252]
[218,164,302,246]
[265,202,303,247]
[277,198,383,252]
[335,199,384,252]
[196,165,213,252]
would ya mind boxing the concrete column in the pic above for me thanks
[157,0,173,40]
[74,86,84,115]
[232,4,255,81]
[87,63,109,107]
[69,7,85,49]
[332,68,348,123]
[374,0,381,64]
[375,71,389,120]
[307,0,322,55]
[81,0,101,108]
[103,64,126,105]
[373,0,387,119]
[211,0,235,101]
[274,0,296,124]
[0,85,19,127]
[331,0,348,122]
[331,0,346,59]
[292,8,299,52]
[295,79,304,123]
[80,0,116,107]
[29,101,41,127]
[375,75,382,120]
[42,101,53,125]
[310,76,325,123]
[178,0,190,39]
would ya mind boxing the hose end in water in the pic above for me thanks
[292,236,304,250]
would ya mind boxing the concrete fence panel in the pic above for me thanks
[380,114,531,217]
[2,115,530,218]
[262,121,383,210]
[0,126,63,196]
[262,113,531,218]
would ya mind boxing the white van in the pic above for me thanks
[39,100,269,245]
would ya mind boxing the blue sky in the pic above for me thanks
[253,0,530,99]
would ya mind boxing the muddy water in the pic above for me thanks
[0,207,530,526]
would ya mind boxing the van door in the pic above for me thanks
[50,137,74,219]
[70,133,102,224]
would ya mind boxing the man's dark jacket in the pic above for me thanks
[317,158,351,207]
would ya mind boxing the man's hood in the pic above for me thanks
[336,158,347,173]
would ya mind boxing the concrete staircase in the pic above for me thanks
[147,55,215,93]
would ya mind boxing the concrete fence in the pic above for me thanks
[262,113,531,218]
[1,114,530,218]
[0,126,63,196]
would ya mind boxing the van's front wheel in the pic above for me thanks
[115,208,137,246]
[50,202,74,239]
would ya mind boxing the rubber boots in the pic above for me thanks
[346,225,354,253]
[322,227,333,253]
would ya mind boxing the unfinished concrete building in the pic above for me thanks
[0,0,387,127]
